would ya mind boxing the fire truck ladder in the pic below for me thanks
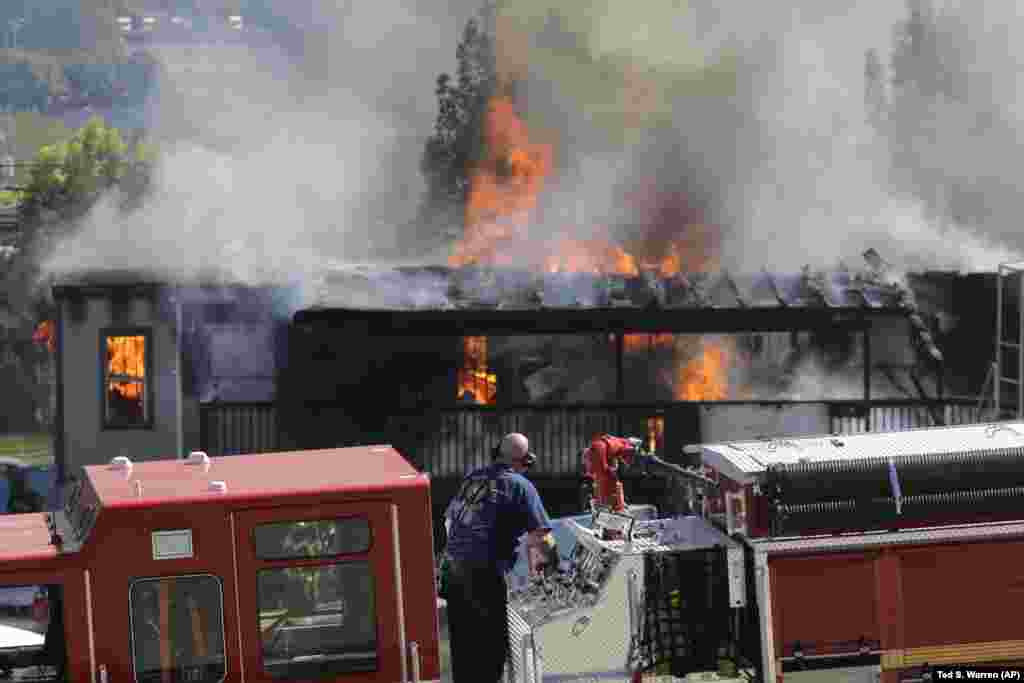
[995,261,1024,419]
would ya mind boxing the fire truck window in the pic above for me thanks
[258,562,377,677]
[103,331,151,428]
[253,518,371,560]
[130,575,227,683]
[0,584,66,681]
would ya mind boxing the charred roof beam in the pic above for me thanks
[293,307,892,336]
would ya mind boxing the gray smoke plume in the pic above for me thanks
[39,0,482,306]
[495,0,1024,274]
[40,0,1024,313]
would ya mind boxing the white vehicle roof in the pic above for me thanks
[700,421,1024,484]
[0,623,45,649]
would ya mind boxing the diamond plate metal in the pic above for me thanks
[507,608,539,683]
[506,516,742,683]
[702,421,1024,483]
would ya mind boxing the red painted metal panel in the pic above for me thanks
[747,485,770,538]
[770,554,879,658]
[874,549,904,652]
[391,483,441,681]
[87,446,421,510]
[85,502,243,683]
[0,513,60,564]
[899,541,1024,648]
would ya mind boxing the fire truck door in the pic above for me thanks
[233,502,408,683]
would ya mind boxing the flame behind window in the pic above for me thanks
[106,335,147,424]
[646,415,664,454]
[676,338,730,401]
[457,336,497,404]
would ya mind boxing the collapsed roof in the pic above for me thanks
[308,264,914,311]
[294,261,943,343]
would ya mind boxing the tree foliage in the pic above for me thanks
[419,10,497,232]
[18,116,151,225]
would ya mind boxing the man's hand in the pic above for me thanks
[527,530,558,575]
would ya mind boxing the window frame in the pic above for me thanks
[237,505,401,682]
[99,327,154,430]
[127,573,228,683]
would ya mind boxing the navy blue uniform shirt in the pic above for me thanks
[445,462,552,574]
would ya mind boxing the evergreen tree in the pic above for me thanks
[418,8,497,240]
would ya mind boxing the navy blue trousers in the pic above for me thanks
[446,560,509,683]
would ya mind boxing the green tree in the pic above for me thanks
[17,116,151,226]
[418,8,497,239]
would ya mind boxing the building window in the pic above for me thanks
[102,329,151,428]
[129,575,227,683]
[253,518,378,677]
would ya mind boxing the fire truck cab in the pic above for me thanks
[0,445,440,683]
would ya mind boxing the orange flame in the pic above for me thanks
[33,321,55,353]
[675,339,731,401]
[457,336,497,404]
[449,97,554,269]
[449,84,731,402]
[647,415,665,454]
[107,335,146,401]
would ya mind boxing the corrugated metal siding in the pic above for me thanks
[199,402,278,456]
[388,409,626,478]
[199,401,982,475]
[394,402,983,480]
[831,403,981,435]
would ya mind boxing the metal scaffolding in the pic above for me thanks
[996,261,1024,418]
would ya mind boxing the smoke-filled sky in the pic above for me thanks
[500,0,1024,274]
[42,0,1024,291]
[43,0,482,289]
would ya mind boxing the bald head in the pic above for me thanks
[499,433,529,460]
[498,433,534,472]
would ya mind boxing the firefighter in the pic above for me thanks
[442,432,556,683]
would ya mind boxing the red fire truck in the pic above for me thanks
[0,446,440,683]
[697,422,1024,683]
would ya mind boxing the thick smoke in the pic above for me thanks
[41,0,1024,301]
[40,0,482,300]
[501,0,1024,274]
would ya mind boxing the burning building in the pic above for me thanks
[43,258,991,544]
[49,270,289,482]
[40,85,994,515]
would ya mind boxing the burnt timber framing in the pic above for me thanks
[293,306,895,336]
[294,305,906,431]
